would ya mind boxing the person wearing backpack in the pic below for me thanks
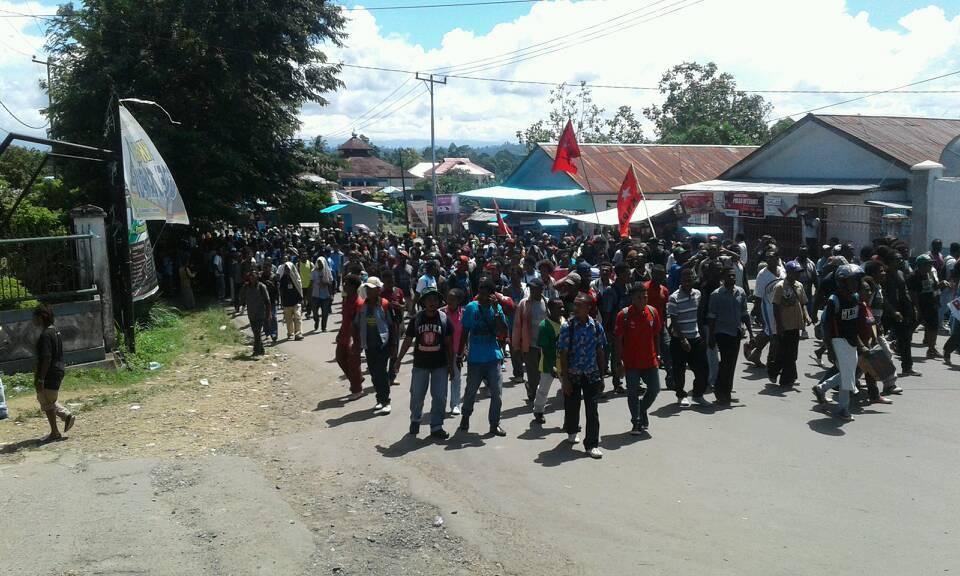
[615,283,662,436]
[394,287,453,440]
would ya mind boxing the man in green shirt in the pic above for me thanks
[532,298,565,424]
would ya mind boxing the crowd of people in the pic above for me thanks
[179,225,960,459]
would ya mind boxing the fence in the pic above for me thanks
[0,233,98,309]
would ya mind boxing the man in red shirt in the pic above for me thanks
[644,264,674,390]
[615,283,662,435]
[336,274,365,399]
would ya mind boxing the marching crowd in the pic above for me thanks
[205,226,960,459]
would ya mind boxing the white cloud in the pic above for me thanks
[2,0,958,143]
[0,0,52,134]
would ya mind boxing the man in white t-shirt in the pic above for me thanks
[746,251,785,367]
[414,260,439,308]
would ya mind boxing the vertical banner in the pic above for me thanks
[119,105,189,224]
[127,205,160,302]
[408,201,430,230]
[435,195,459,215]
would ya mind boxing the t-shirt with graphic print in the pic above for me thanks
[406,310,454,370]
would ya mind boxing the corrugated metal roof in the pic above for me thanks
[565,199,678,226]
[338,156,415,179]
[460,186,585,201]
[813,114,960,168]
[539,144,756,195]
[337,135,373,151]
[673,179,884,195]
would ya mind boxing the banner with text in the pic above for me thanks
[127,206,160,302]
[435,195,460,215]
[120,105,189,224]
[722,191,764,218]
[680,192,716,215]
[408,201,431,230]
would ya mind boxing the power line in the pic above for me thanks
[341,84,429,136]
[321,76,413,139]
[772,68,960,122]
[0,96,48,130]
[323,82,422,139]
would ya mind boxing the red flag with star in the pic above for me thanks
[493,199,513,238]
[551,119,581,174]
[617,165,644,239]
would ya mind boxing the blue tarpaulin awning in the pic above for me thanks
[538,218,569,227]
[320,203,347,214]
[682,225,724,236]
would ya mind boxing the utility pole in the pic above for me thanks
[398,148,409,232]
[110,98,136,352]
[32,57,54,137]
[416,72,446,237]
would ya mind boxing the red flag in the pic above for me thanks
[493,199,513,238]
[551,120,581,174]
[617,165,645,239]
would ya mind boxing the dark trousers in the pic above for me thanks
[311,297,333,331]
[944,322,960,358]
[366,344,391,406]
[769,329,800,384]
[714,333,740,402]
[524,348,542,400]
[564,371,601,449]
[249,316,266,355]
[511,345,525,379]
[670,336,709,399]
[891,320,913,371]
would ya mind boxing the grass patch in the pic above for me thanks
[4,302,241,398]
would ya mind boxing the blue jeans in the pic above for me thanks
[462,361,503,426]
[625,367,660,428]
[449,362,462,410]
[410,366,448,430]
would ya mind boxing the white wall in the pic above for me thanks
[728,121,911,182]
[927,178,960,248]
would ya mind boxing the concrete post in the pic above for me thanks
[909,161,945,255]
[70,205,116,351]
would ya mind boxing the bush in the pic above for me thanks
[0,276,38,310]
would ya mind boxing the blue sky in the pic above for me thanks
[345,0,953,50]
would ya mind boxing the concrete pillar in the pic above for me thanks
[909,161,945,255]
[70,205,116,351]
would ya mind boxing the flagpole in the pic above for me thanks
[577,155,604,234]
[641,194,657,239]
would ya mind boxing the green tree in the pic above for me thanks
[517,82,645,149]
[643,62,772,145]
[45,0,347,221]
[0,145,48,190]
[768,118,796,141]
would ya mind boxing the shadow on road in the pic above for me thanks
[313,389,373,412]
[325,407,383,427]
[376,435,435,458]
[650,402,683,419]
[807,416,848,436]
[758,383,802,397]
[602,431,649,451]
[517,423,564,441]
[534,440,585,467]
[0,436,67,454]
[444,431,486,451]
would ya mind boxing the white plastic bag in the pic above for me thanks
[0,377,8,420]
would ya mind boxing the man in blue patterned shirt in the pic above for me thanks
[558,293,607,459]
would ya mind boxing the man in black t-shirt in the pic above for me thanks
[395,288,454,440]
[33,304,75,441]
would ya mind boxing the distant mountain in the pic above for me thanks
[372,139,526,155]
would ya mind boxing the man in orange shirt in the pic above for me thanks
[615,283,662,436]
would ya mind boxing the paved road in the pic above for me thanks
[275,312,960,576]
[4,308,959,575]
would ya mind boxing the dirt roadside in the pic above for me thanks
[0,315,510,576]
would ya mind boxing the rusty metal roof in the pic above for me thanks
[539,143,757,195]
[813,114,960,168]
[338,156,415,180]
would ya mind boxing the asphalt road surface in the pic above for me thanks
[4,307,959,576]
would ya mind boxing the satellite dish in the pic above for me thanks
[940,134,960,177]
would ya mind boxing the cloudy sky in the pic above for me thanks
[2,0,959,145]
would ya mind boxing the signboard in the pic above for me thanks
[435,195,459,215]
[680,192,716,215]
[119,106,189,224]
[723,192,764,218]
[408,201,430,229]
[764,194,799,218]
[127,210,159,302]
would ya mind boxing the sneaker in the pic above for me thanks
[899,369,922,377]
[587,447,603,459]
[692,395,713,407]
[927,349,943,359]
[490,425,507,437]
[349,392,364,401]
[812,385,826,405]
[567,433,581,444]
[430,429,450,441]
[409,422,419,436]
[294,334,304,341]
[374,403,383,411]
[533,412,546,424]
[613,385,627,395]
[678,397,691,408]
[378,404,392,415]
[451,405,461,416]
[873,396,893,405]
[882,384,904,395]
[629,423,643,436]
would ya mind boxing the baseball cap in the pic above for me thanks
[835,264,863,280]
[915,253,933,265]
[419,286,441,301]
[527,277,545,288]
[785,261,803,273]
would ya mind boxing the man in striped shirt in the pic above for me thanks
[667,268,711,407]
